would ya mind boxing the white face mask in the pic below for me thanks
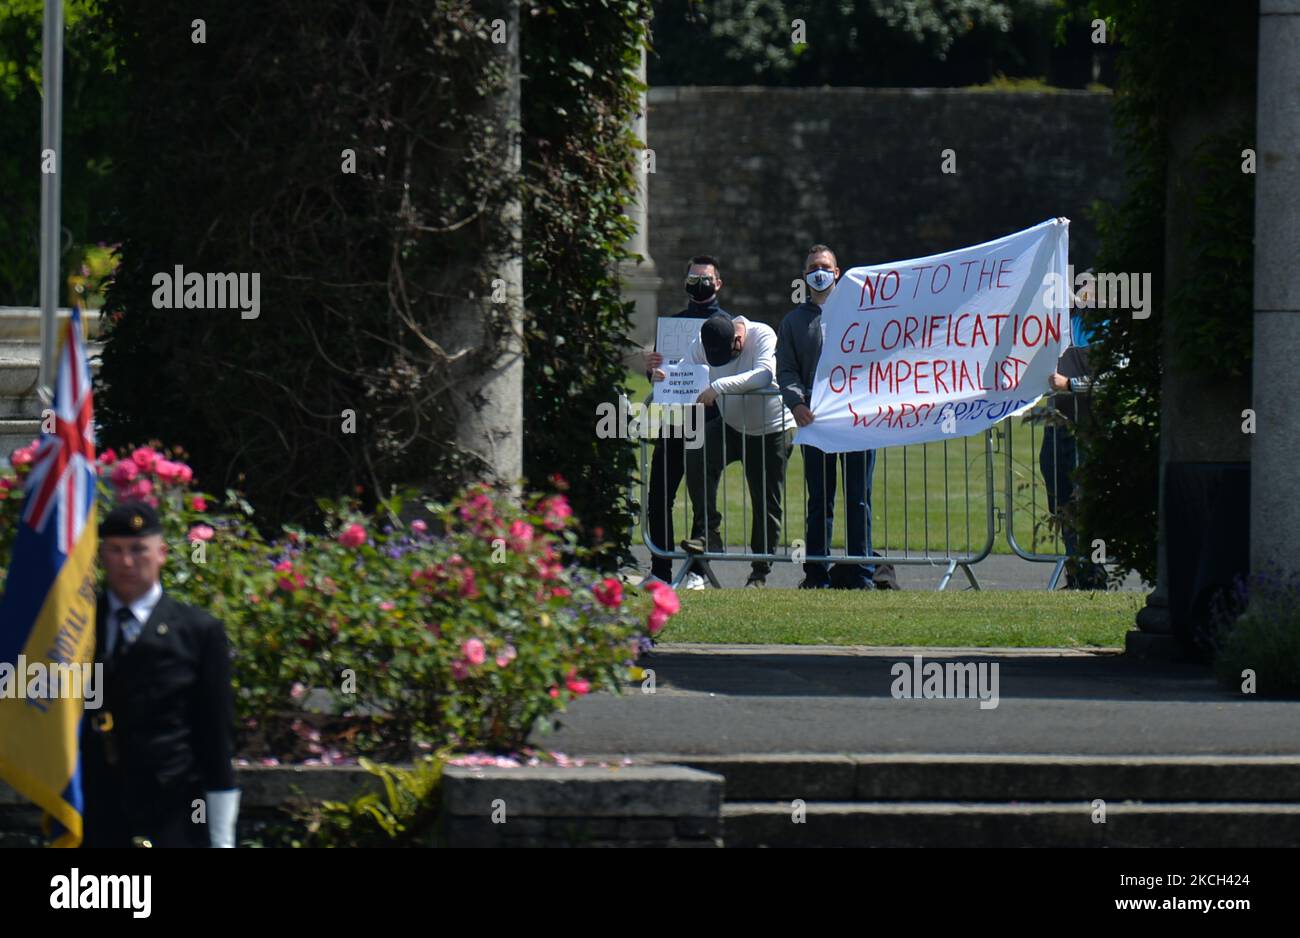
[805,268,835,293]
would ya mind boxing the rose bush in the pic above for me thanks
[1,442,678,759]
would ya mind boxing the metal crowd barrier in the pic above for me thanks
[998,393,1085,589]
[636,387,997,591]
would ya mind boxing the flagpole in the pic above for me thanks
[38,0,64,404]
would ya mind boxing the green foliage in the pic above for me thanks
[2,440,678,758]
[647,0,1089,87]
[75,0,649,566]
[1213,572,1300,697]
[1168,127,1255,377]
[1073,0,1257,584]
[292,755,446,847]
[94,0,517,527]
[520,0,652,570]
[0,0,121,305]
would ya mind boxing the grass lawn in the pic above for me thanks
[626,370,1073,557]
[661,589,1141,648]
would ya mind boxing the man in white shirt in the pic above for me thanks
[684,313,793,587]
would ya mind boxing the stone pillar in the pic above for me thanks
[1250,0,1300,574]
[619,41,662,363]
[445,0,523,486]
[1134,100,1256,637]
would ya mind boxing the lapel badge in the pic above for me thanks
[157,623,169,636]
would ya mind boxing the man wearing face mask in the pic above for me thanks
[641,255,732,589]
[679,313,793,588]
[777,244,877,590]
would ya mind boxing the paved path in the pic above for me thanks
[627,546,1147,591]
[536,644,1300,756]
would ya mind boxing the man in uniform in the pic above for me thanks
[81,501,240,847]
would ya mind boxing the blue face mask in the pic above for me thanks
[805,268,835,293]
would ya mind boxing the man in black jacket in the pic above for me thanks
[81,501,239,847]
[641,254,732,588]
[776,245,877,590]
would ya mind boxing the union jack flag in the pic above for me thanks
[20,310,97,556]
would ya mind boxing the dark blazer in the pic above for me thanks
[80,590,236,847]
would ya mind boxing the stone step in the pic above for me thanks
[723,801,1300,847]
[0,307,104,340]
[1,419,41,459]
[0,340,104,401]
[653,753,1300,802]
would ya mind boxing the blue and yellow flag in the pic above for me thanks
[0,308,98,847]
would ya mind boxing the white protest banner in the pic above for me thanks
[795,218,1071,453]
[653,317,710,405]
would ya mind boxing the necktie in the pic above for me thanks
[113,606,139,663]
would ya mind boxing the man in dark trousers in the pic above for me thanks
[641,254,732,589]
[81,501,239,847]
[1042,272,1107,589]
[777,244,877,590]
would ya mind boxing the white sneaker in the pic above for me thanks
[683,572,707,591]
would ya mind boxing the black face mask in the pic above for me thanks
[685,277,716,303]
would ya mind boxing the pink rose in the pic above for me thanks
[548,686,560,699]
[379,601,395,612]
[451,660,469,681]
[177,464,193,484]
[123,478,154,501]
[461,638,486,666]
[10,443,38,468]
[648,608,669,634]
[110,460,139,486]
[191,496,208,512]
[98,448,117,466]
[131,446,159,471]
[153,459,182,482]
[565,676,591,695]
[187,524,215,543]
[411,519,428,535]
[541,494,572,531]
[593,577,623,609]
[649,583,681,615]
[338,523,366,548]
[452,565,478,599]
[496,645,517,669]
[508,520,534,549]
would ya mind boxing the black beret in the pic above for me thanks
[699,314,736,367]
[99,501,163,538]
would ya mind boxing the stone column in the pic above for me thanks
[1250,0,1300,574]
[1134,100,1256,637]
[444,0,523,486]
[619,40,662,363]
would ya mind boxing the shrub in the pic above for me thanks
[1,441,681,759]
[1213,571,1300,698]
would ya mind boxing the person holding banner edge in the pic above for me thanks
[777,245,878,590]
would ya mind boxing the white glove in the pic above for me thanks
[205,789,241,848]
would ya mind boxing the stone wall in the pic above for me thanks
[645,87,1122,332]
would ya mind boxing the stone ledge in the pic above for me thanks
[440,764,723,819]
